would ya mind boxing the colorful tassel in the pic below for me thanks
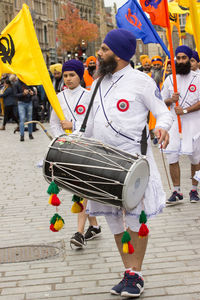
[50,213,65,232]
[121,231,134,254]
[138,210,149,238]
[47,181,60,195]
[71,201,84,213]
[49,194,61,206]
[72,194,83,203]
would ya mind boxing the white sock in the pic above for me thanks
[192,185,197,191]
[92,225,99,229]
[174,186,181,192]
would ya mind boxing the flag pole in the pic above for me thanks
[163,0,182,134]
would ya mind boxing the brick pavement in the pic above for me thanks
[0,122,200,300]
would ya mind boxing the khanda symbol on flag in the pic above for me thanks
[0,34,15,64]
[144,0,162,9]
[125,8,142,29]
[0,4,71,133]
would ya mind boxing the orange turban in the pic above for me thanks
[86,56,96,67]
[140,55,148,64]
[151,56,163,66]
[142,58,151,66]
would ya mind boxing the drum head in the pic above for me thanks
[122,157,149,211]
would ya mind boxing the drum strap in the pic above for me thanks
[140,126,148,155]
[80,76,104,133]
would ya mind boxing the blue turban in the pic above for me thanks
[191,50,200,63]
[103,29,136,62]
[175,45,193,59]
[62,59,84,80]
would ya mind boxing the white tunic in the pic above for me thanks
[78,65,173,218]
[50,85,89,137]
[161,71,200,155]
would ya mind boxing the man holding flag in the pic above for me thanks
[162,45,200,204]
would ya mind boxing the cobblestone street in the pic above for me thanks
[0,123,200,300]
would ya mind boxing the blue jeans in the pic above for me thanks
[18,101,33,136]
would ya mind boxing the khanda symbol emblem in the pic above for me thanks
[125,8,142,29]
[169,13,177,22]
[145,0,162,9]
[0,34,15,64]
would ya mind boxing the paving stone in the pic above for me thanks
[0,123,200,299]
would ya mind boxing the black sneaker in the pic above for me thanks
[110,271,130,295]
[189,190,200,203]
[166,191,183,205]
[29,134,34,140]
[70,232,86,248]
[121,272,144,298]
[20,135,24,142]
[84,226,101,240]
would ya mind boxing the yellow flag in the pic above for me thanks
[0,4,67,124]
[168,1,189,14]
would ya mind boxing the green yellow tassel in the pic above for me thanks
[50,213,65,232]
[47,181,60,195]
[71,201,84,213]
[121,231,134,254]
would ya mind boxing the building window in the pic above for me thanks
[44,25,48,44]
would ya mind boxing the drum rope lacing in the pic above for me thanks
[46,163,121,202]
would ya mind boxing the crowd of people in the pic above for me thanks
[1,28,200,298]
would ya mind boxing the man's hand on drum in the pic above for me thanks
[60,120,73,130]
[154,128,169,149]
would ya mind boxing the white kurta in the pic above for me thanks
[77,65,173,219]
[161,71,200,155]
[50,85,89,137]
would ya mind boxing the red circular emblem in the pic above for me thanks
[75,105,85,115]
[117,99,129,112]
[189,84,196,92]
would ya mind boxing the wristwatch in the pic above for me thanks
[183,109,188,114]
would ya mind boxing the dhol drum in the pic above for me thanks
[43,134,150,211]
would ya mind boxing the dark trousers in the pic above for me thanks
[3,105,19,126]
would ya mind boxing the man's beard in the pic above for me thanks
[143,67,151,73]
[176,60,191,75]
[97,55,118,76]
[88,65,96,76]
[152,68,163,86]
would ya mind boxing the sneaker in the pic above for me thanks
[166,191,183,205]
[110,271,130,295]
[189,190,200,203]
[29,134,34,140]
[70,232,86,248]
[121,272,144,298]
[84,226,101,240]
[20,135,24,142]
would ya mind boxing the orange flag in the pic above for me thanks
[139,0,168,27]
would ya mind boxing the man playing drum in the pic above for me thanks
[62,29,173,298]
[50,59,101,249]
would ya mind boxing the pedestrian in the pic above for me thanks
[190,50,200,74]
[82,56,97,90]
[162,45,200,204]
[50,59,101,248]
[49,63,64,93]
[62,28,173,298]
[14,79,34,141]
[0,79,19,131]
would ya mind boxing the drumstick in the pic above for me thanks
[154,131,172,191]
[24,121,53,140]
